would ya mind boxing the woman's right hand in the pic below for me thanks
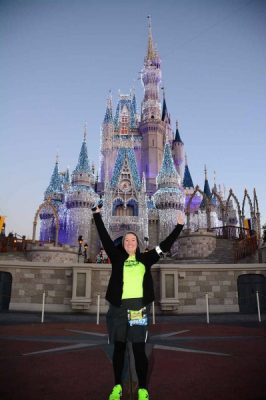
[92,200,103,213]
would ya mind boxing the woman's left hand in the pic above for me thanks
[177,210,185,225]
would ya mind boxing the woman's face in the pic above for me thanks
[123,233,138,256]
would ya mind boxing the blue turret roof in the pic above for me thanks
[73,138,90,173]
[132,92,137,114]
[173,121,183,144]
[157,142,180,188]
[110,147,141,190]
[161,95,167,122]
[45,160,62,196]
[203,178,212,198]
[200,166,212,208]
[161,90,171,125]
[183,164,194,189]
[103,92,113,124]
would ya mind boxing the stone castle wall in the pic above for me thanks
[175,229,216,259]
[1,259,265,314]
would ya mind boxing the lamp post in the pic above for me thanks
[84,243,88,263]
[78,235,83,263]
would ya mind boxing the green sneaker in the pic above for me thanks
[138,388,149,400]
[108,384,122,400]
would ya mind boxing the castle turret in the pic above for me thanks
[100,92,114,184]
[200,165,212,210]
[183,154,201,213]
[161,89,173,145]
[198,166,218,229]
[153,141,185,241]
[141,16,162,122]
[172,120,185,179]
[40,156,64,242]
[139,17,165,193]
[65,128,98,248]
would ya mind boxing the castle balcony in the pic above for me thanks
[106,216,149,244]
[108,216,142,234]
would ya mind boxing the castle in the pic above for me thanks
[38,19,260,262]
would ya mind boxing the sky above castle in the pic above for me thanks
[1,0,265,238]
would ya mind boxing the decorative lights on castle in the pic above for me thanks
[39,18,254,256]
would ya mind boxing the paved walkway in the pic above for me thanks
[0,312,266,400]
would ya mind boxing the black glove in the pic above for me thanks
[91,200,103,212]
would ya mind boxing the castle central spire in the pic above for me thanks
[146,15,156,61]
[141,16,162,122]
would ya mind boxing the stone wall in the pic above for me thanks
[175,229,217,259]
[27,243,78,263]
[0,261,73,312]
[1,260,265,314]
[177,266,241,313]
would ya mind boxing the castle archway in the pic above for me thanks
[186,185,211,230]
[212,190,226,225]
[242,189,254,234]
[225,189,242,230]
[33,199,59,245]
[253,188,261,239]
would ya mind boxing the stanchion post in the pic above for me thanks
[96,294,100,325]
[256,291,261,323]
[205,293,210,324]
[41,292,45,323]
[152,301,155,325]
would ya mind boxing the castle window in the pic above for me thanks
[114,205,134,216]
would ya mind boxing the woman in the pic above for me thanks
[92,205,185,400]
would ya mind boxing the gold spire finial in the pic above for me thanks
[147,15,155,60]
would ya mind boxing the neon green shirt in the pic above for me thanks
[122,255,145,299]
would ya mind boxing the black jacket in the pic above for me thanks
[93,212,184,307]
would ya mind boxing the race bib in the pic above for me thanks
[128,308,148,326]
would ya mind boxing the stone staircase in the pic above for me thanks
[169,237,258,265]
[205,238,235,263]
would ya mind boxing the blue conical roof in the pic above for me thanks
[203,178,212,198]
[183,164,194,189]
[103,92,113,124]
[74,139,90,173]
[157,143,180,188]
[161,96,167,121]
[200,167,212,208]
[161,92,171,124]
[45,161,62,196]
[132,92,137,114]
[174,123,183,144]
